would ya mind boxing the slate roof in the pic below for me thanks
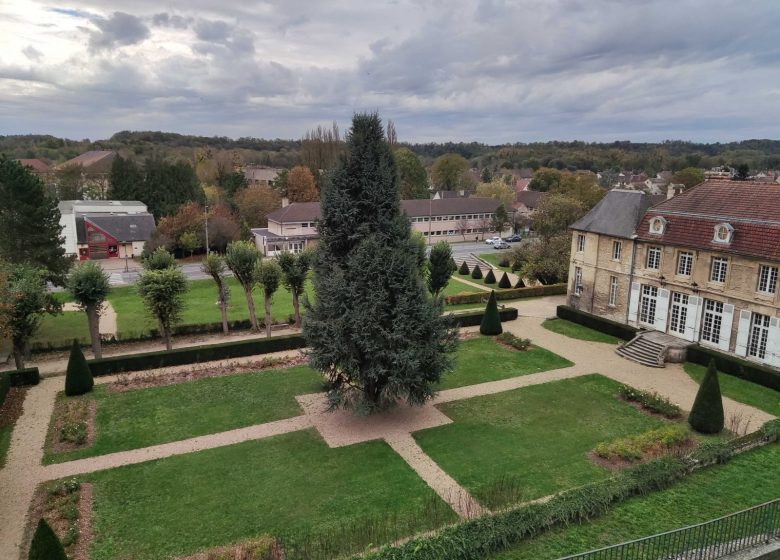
[570,190,663,239]
[83,213,156,242]
[636,179,780,261]
[266,202,322,223]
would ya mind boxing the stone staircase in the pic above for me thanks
[456,254,485,271]
[616,334,666,368]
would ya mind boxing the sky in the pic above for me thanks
[1,0,779,143]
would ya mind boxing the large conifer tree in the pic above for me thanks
[303,113,457,413]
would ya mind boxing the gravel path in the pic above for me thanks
[0,295,775,559]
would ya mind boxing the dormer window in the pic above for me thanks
[649,216,667,235]
[713,223,734,244]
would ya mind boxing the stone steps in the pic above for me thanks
[616,335,666,368]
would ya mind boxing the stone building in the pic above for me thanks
[567,180,780,369]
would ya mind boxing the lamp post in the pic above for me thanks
[204,205,210,256]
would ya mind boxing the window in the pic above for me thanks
[676,251,693,276]
[609,276,618,306]
[639,285,658,324]
[612,241,622,261]
[646,247,661,270]
[747,313,771,359]
[649,216,667,235]
[710,257,728,283]
[668,292,689,335]
[573,267,583,295]
[713,223,734,244]
[701,299,724,344]
[577,234,585,253]
[757,265,778,294]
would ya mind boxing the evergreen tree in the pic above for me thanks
[688,360,725,434]
[480,290,503,335]
[471,264,483,279]
[459,261,470,275]
[428,241,455,297]
[498,272,511,288]
[66,262,110,359]
[107,155,144,200]
[142,157,205,219]
[303,113,457,412]
[514,277,526,288]
[0,157,72,284]
[65,339,93,396]
[28,519,67,560]
[484,269,496,284]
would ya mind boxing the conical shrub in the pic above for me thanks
[498,272,511,288]
[484,269,496,284]
[65,340,94,396]
[688,359,724,434]
[450,258,457,273]
[514,277,526,289]
[471,264,483,280]
[480,290,503,335]
[459,261,470,275]
[29,519,67,560]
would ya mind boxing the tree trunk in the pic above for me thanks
[218,283,229,335]
[12,343,24,370]
[163,326,173,351]
[244,285,259,331]
[86,304,102,359]
[292,291,301,328]
[264,293,272,338]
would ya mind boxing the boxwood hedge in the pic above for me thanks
[444,283,566,306]
[556,305,639,342]
[687,344,780,392]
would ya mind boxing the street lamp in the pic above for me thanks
[204,205,210,256]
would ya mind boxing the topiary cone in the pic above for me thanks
[29,519,67,560]
[498,272,511,288]
[484,269,496,284]
[688,359,724,434]
[480,290,503,335]
[65,339,94,396]
[471,264,483,280]
[514,277,525,289]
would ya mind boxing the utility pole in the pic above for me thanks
[204,205,210,255]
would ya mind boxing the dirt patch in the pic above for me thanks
[587,439,698,472]
[106,355,307,393]
[23,481,94,560]
[48,397,96,454]
[0,386,27,429]
[177,535,283,560]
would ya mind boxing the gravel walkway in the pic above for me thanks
[0,295,775,559]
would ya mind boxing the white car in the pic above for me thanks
[485,236,502,245]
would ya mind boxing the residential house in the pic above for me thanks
[252,197,512,256]
[243,166,282,187]
[17,158,50,176]
[58,200,155,260]
[513,190,547,218]
[53,150,116,199]
[568,180,780,369]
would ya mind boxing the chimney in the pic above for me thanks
[282,197,290,208]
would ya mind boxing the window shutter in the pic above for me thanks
[627,282,640,323]
[654,288,670,331]
[717,304,735,352]
[734,309,751,357]
[767,317,780,367]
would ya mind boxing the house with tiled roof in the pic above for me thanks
[252,198,511,256]
[17,159,50,175]
[53,150,116,199]
[568,179,780,369]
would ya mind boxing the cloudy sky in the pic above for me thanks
[1,0,779,143]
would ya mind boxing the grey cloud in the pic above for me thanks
[22,45,43,61]
[88,12,150,52]
[152,13,191,29]
[193,19,255,55]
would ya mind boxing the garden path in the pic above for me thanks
[0,295,775,559]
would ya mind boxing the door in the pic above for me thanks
[747,313,771,360]
[639,285,658,325]
[668,292,689,336]
[701,299,728,348]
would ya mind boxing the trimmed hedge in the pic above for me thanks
[459,261,470,275]
[0,371,9,408]
[453,307,518,328]
[6,368,40,387]
[88,334,307,376]
[556,305,639,342]
[686,344,780,392]
[444,284,566,306]
[484,269,496,285]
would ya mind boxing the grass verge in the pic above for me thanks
[684,362,780,417]
[542,318,620,344]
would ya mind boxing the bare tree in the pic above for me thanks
[386,119,397,147]
[457,217,471,241]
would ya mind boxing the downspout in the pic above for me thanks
[625,234,638,325]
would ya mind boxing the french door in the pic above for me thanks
[668,292,689,335]
[747,313,770,359]
[639,285,658,325]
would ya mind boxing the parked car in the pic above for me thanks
[493,241,510,249]
[485,236,502,245]
[505,234,523,242]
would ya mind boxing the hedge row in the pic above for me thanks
[0,372,9,408]
[686,345,780,392]
[359,420,780,560]
[556,305,639,342]
[0,367,41,405]
[453,307,518,327]
[444,283,566,306]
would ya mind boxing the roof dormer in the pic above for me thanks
[648,216,667,235]
[713,223,734,244]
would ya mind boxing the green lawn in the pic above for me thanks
[438,337,572,390]
[86,429,455,560]
[684,363,780,417]
[441,277,484,298]
[415,375,668,508]
[33,311,91,348]
[542,318,620,344]
[46,366,323,463]
[493,443,780,559]
[478,252,513,273]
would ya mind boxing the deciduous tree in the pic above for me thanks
[395,148,429,199]
[137,265,187,350]
[66,262,110,359]
[430,153,469,191]
[255,259,281,338]
[277,250,311,328]
[304,113,457,412]
[234,185,281,227]
[287,165,319,202]
[532,194,587,238]
[225,240,260,330]
[202,252,231,334]
[476,178,515,207]
[672,167,705,189]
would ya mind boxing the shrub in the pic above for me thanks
[484,269,496,284]
[498,272,511,289]
[556,305,639,341]
[0,371,9,408]
[59,421,87,445]
[593,425,690,462]
[498,256,510,268]
[691,440,732,465]
[760,418,780,442]
[618,385,682,419]
[64,340,93,396]
[480,291,503,336]
[459,261,470,275]
[688,359,724,434]
[514,277,525,288]
[497,332,530,351]
[471,265,483,280]
[686,344,780,392]
[28,519,67,560]
[6,367,40,387]
[454,308,518,328]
